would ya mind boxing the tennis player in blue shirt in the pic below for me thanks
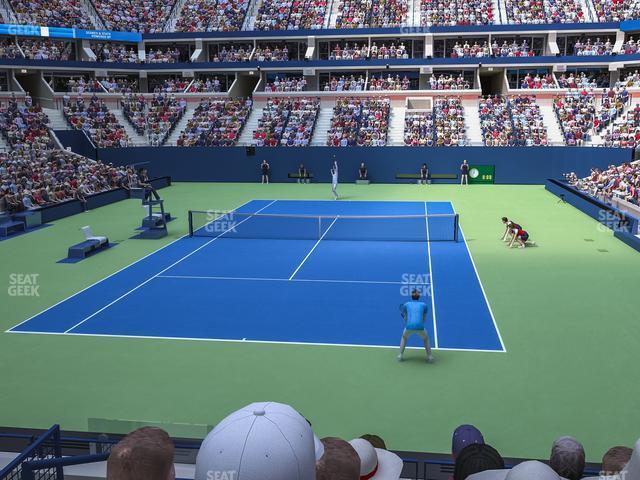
[399,289,433,363]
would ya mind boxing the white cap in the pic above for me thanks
[195,402,318,480]
[467,461,567,480]
[349,438,403,480]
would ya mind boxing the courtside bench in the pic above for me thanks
[288,173,314,182]
[68,238,110,259]
[0,218,26,237]
[396,173,458,182]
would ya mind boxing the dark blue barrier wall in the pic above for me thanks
[55,130,97,160]
[545,179,640,252]
[97,147,631,184]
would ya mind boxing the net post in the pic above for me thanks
[318,216,321,239]
[454,214,460,242]
[188,210,193,237]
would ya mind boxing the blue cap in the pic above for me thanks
[452,425,485,457]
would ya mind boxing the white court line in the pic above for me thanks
[5,199,257,333]
[157,274,425,286]
[424,202,439,349]
[5,329,505,353]
[450,202,507,353]
[288,216,339,280]
[61,199,278,334]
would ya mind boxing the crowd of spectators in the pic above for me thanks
[265,76,307,92]
[404,112,434,146]
[187,77,226,93]
[504,0,584,24]
[122,93,188,145]
[553,91,595,145]
[99,78,139,93]
[334,0,408,28]
[253,0,327,30]
[593,87,629,133]
[599,106,640,148]
[251,97,319,146]
[405,97,467,146]
[63,95,130,148]
[150,77,191,93]
[279,97,319,146]
[479,95,547,146]
[90,42,139,63]
[569,162,640,204]
[573,37,614,55]
[420,0,493,26]
[557,71,609,89]
[327,41,409,60]
[176,98,251,146]
[0,149,130,214]
[591,0,640,22]
[509,95,548,145]
[65,78,105,94]
[621,37,640,55]
[254,44,292,61]
[518,72,557,89]
[9,0,93,29]
[617,70,640,87]
[323,75,365,91]
[0,38,21,59]
[98,402,640,480]
[326,97,390,146]
[449,40,538,58]
[210,44,253,62]
[174,0,250,32]
[427,73,471,90]
[145,94,187,146]
[145,47,183,63]
[18,38,74,61]
[0,95,53,151]
[368,74,411,91]
[93,0,175,33]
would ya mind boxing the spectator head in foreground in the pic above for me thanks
[466,460,566,480]
[452,424,485,458]
[349,438,403,479]
[549,436,585,480]
[195,401,321,480]
[453,443,504,480]
[316,437,360,480]
[106,426,175,480]
[602,446,633,475]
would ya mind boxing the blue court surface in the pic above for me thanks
[8,200,505,352]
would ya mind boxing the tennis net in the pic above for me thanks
[189,210,459,242]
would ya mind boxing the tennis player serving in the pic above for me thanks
[399,289,433,363]
[331,161,339,200]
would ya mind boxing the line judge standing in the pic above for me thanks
[331,161,339,199]
[460,159,469,186]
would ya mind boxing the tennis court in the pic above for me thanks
[7,199,504,352]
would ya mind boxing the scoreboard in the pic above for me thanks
[468,165,495,184]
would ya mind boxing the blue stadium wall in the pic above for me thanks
[97,147,631,184]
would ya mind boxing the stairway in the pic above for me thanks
[387,107,406,146]
[165,105,197,146]
[492,0,505,24]
[79,0,105,28]
[311,107,333,146]
[327,0,343,28]
[43,107,71,131]
[0,0,16,23]
[242,0,260,31]
[112,109,148,147]
[538,100,565,146]
[163,0,189,32]
[237,107,263,146]
[462,99,484,146]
